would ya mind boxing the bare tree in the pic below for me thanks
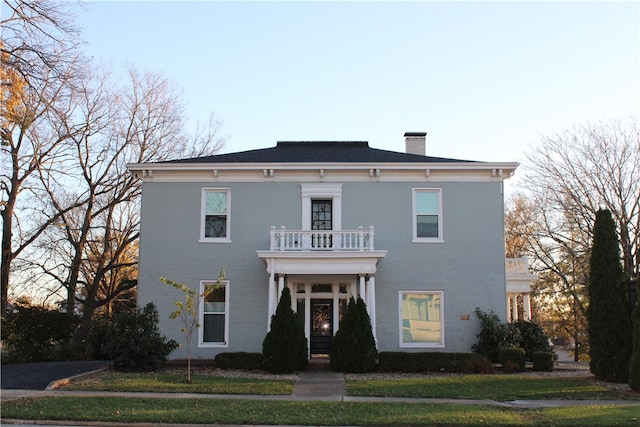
[507,118,639,360]
[29,65,225,350]
[1,0,84,313]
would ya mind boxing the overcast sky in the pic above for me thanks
[71,1,639,168]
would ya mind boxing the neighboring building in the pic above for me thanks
[506,257,538,322]
[128,132,519,360]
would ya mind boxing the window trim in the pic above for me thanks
[398,290,445,348]
[200,188,231,243]
[301,183,342,231]
[412,188,443,243]
[199,280,229,348]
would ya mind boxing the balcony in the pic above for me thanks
[269,226,375,252]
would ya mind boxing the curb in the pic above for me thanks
[45,366,111,391]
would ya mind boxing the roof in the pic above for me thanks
[165,141,477,164]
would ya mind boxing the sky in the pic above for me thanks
[70,1,639,169]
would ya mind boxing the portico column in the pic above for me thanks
[359,274,366,301]
[367,275,377,339]
[267,270,276,330]
[278,274,285,300]
[511,294,519,322]
[523,294,532,320]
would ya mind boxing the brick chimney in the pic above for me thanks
[404,132,426,155]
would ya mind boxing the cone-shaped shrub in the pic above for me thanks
[587,209,632,383]
[330,296,377,372]
[262,287,308,373]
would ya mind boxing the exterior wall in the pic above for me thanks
[138,179,507,359]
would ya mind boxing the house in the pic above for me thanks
[127,132,519,360]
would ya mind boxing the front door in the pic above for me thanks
[310,298,333,354]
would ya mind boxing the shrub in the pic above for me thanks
[1,303,79,363]
[512,320,554,360]
[215,352,263,370]
[103,302,178,371]
[377,352,488,373]
[472,308,519,363]
[262,287,308,374]
[500,347,525,373]
[532,351,554,372]
[330,296,377,373]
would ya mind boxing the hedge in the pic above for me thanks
[214,352,264,370]
[532,351,554,372]
[377,352,489,373]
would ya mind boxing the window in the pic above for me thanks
[399,291,444,347]
[311,200,332,230]
[201,189,230,242]
[413,188,442,242]
[200,280,228,346]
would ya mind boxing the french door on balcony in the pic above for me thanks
[311,199,332,248]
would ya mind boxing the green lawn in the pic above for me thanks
[61,371,294,395]
[3,397,640,426]
[4,370,638,426]
[346,374,638,401]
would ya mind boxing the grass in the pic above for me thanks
[4,370,638,426]
[61,370,294,395]
[3,397,640,426]
[346,374,639,401]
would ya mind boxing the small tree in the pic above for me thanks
[161,269,224,383]
[330,296,377,373]
[588,209,632,383]
[629,304,640,391]
[262,287,308,374]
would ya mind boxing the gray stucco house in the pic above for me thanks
[128,132,518,360]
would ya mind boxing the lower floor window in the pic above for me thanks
[399,291,444,347]
[201,280,228,346]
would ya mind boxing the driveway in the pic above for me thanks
[1,360,110,390]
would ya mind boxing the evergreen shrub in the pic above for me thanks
[104,302,178,371]
[532,351,554,372]
[330,296,377,373]
[472,308,519,363]
[377,352,490,373]
[629,304,640,391]
[500,347,525,373]
[215,352,263,370]
[512,320,554,360]
[1,303,79,362]
[262,287,308,374]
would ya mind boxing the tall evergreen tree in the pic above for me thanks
[262,287,308,374]
[330,296,377,373]
[630,304,640,390]
[587,209,632,383]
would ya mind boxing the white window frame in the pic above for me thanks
[412,188,443,243]
[200,188,231,243]
[398,290,445,348]
[199,280,229,347]
[301,183,342,231]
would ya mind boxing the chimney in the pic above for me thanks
[404,132,426,155]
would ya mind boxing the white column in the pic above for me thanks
[359,274,366,301]
[277,274,285,300]
[367,275,377,340]
[511,294,519,322]
[267,268,276,330]
[523,294,532,320]
[506,294,511,321]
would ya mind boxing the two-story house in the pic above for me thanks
[128,132,518,360]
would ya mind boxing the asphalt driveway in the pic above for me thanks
[1,360,110,390]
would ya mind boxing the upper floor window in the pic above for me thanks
[413,188,443,242]
[201,189,231,242]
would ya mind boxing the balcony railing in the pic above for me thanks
[269,226,375,251]
[505,257,531,275]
